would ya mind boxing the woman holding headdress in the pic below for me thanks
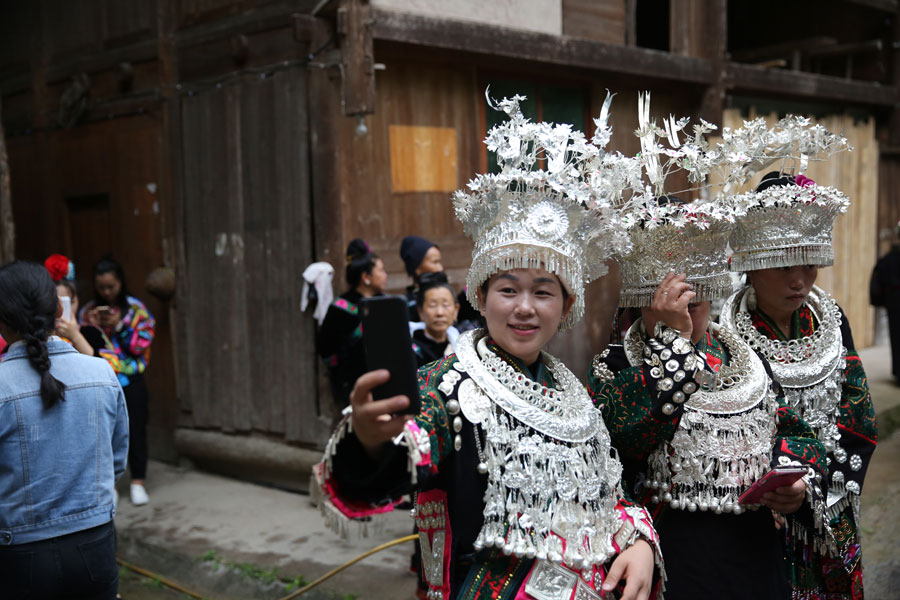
[314,97,662,600]
[317,239,388,412]
[587,107,829,600]
[719,172,877,600]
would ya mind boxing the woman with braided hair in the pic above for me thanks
[0,260,129,600]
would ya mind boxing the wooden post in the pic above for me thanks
[700,0,727,125]
[307,15,345,422]
[670,0,727,124]
[625,0,637,47]
[337,0,375,116]
[0,97,14,263]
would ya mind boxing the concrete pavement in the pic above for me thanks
[116,341,900,599]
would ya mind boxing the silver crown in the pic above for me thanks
[453,92,628,329]
[617,205,735,307]
[615,93,735,307]
[729,177,850,272]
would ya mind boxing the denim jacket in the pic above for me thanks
[0,337,129,545]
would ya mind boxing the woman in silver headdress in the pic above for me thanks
[588,193,828,600]
[314,96,662,600]
[719,172,877,600]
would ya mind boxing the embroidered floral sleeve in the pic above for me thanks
[772,392,828,534]
[590,355,680,465]
[589,325,706,464]
[835,351,877,495]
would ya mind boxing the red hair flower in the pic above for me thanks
[795,174,816,188]
[44,254,74,282]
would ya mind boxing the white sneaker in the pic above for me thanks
[130,483,149,506]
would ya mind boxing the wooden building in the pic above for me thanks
[1,0,897,488]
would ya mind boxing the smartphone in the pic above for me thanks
[738,467,807,505]
[360,296,421,414]
[59,296,71,321]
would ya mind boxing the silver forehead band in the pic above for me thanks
[729,184,848,272]
[617,220,735,307]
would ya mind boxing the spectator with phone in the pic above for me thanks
[409,272,459,368]
[315,99,662,600]
[317,239,388,413]
[44,254,119,367]
[399,235,443,322]
[0,260,129,599]
[720,172,877,598]
[79,256,155,507]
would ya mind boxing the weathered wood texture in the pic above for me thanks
[727,63,897,107]
[338,0,375,115]
[5,114,179,455]
[333,58,480,293]
[372,9,713,85]
[178,68,322,444]
[562,0,625,44]
[720,108,879,348]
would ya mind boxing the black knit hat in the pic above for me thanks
[400,236,437,277]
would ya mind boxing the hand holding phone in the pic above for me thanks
[360,296,421,414]
[738,467,807,505]
[349,370,414,458]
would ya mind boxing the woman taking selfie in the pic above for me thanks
[0,261,129,600]
[315,98,661,600]
[80,256,155,506]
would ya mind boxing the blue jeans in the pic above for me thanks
[0,520,118,599]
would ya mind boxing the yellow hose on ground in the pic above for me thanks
[116,556,209,599]
[278,533,419,600]
[115,533,418,600]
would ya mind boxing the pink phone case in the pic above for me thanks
[738,467,807,505]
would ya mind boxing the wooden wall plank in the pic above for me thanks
[180,89,226,429]
[178,68,318,442]
[562,0,625,44]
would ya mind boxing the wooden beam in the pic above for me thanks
[731,37,837,64]
[726,62,898,106]
[371,8,713,85]
[45,39,158,85]
[805,39,883,58]
[699,0,727,125]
